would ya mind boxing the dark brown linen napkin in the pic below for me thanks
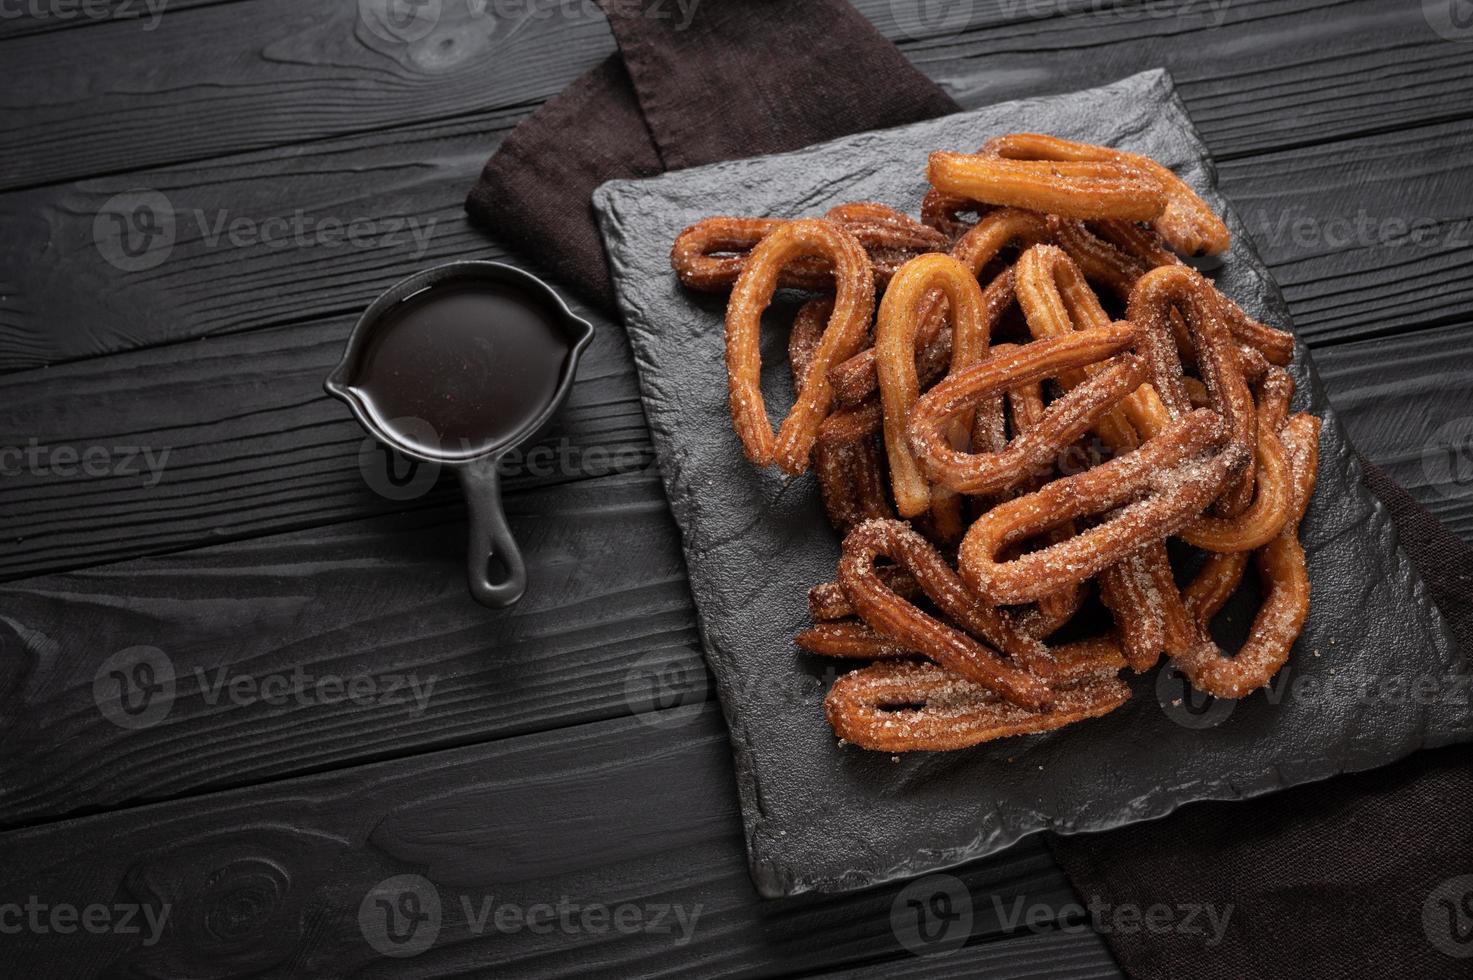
[465,3,1473,975]
[466,0,953,314]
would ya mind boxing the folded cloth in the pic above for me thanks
[466,0,953,313]
[466,3,1473,976]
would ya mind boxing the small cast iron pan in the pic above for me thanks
[326,261,594,608]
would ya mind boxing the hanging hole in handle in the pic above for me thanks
[458,458,527,609]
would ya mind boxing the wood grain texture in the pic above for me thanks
[1315,319,1473,537]
[0,296,652,580]
[4,0,1471,193]
[0,0,613,190]
[0,319,1465,829]
[3,83,1470,373]
[0,706,1092,978]
[908,0,1473,159]
[0,0,222,40]
[0,476,696,826]
[1220,118,1473,347]
[1,4,1467,978]
[0,108,528,369]
[2,119,1469,579]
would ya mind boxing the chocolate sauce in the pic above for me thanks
[348,282,572,458]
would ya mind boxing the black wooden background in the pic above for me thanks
[0,1,1470,976]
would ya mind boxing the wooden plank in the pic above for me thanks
[3,105,1469,374]
[0,707,1090,978]
[1,121,1468,579]
[0,321,1465,826]
[910,0,1473,160]
[0,296,652,580]
[0,0,615,190]
[4,0,1471,193]
[1218,118,1473,347]
[1314,319,1473,536]
[0,476,695,826]
[0,108,527,369]
[0,0,220,40]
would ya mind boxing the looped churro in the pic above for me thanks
[1128,264,1257,514]
[1177,386,1295,552]
[981,133,1229,256]
[1013,244,1152,452]
[726,219,875,473]
[788,296,833,391]
[1174,412,1321,698]
[874,253,1000,519]
[958,409,1243,604]
[838,519,1057,701]
[824,659,1130,752]
[809,565,919,621]
[672,134,1322,750]
[928,150,1167,223]
[795,620,913,660]
[920,187,990,240]
[830,208,1050,408]
[906,324,1145,497]
[671,204,948,292]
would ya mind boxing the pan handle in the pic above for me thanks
[458,457,526,608]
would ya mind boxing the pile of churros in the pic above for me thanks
[669,135,1321,752]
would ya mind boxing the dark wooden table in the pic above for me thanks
[1,1,1470,976]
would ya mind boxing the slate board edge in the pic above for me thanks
[591,68,1469,898]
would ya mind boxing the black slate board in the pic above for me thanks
[592,70,1471,898]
